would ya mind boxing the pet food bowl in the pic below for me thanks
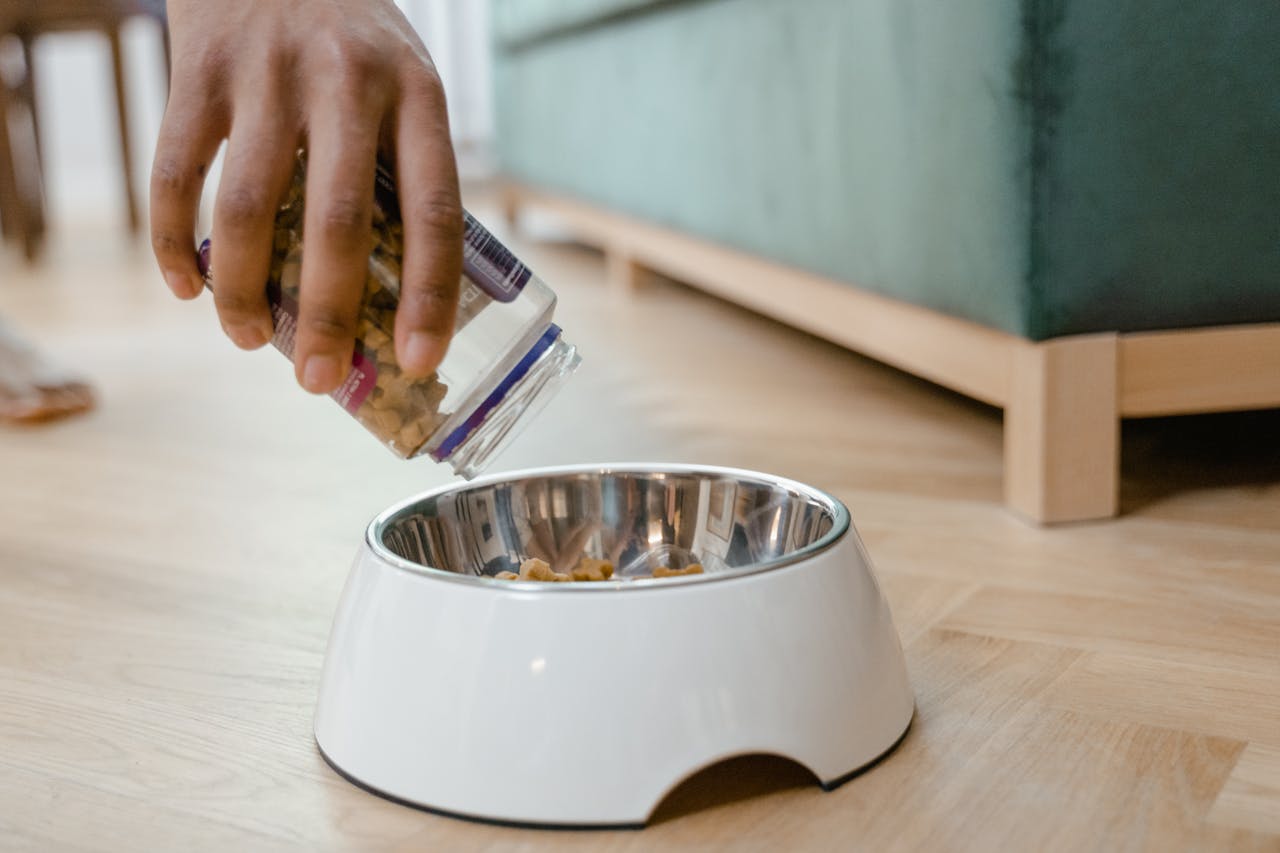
[314,464,914,828]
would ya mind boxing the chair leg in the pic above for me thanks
[0,37,45,262]
[0,66,20,245]
[1004,333,1120,523]
[108,23,140,236]
[499,184,521,232]
[16,33,45,258]
[18,34,42,192]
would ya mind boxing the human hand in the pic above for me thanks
[150,0,462,391]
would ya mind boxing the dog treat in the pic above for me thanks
[653,564,704,578]
[493,557,700,582]
[570,558,615,582]
[518,558,572,582]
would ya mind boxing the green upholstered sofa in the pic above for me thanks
[491,0,1280,522]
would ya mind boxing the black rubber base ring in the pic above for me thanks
[820,710,915,792]
[316,741,646,832]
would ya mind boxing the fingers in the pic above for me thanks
[150,94,224,300]
[393,68,463,378]
[294,101,382,394]
[209,104,298,350]
[156,12,463,396]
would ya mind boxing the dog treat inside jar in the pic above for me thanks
[199,153,580,478]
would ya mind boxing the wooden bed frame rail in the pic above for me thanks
[501,182,1280,523]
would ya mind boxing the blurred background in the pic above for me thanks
[2,0,1278,522]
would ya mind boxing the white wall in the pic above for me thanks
[404,0,496,176]
[28,2,494,230]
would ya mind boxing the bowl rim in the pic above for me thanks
[365,463,851,592]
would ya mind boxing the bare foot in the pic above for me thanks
[0,322,95,424]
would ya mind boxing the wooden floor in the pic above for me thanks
[1,201,1278,851]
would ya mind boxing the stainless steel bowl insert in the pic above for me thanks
[370,464,850,589]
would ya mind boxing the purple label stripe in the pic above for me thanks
[197,238,212,280]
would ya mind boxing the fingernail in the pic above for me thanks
[165,270,198,299]
[224,322,268,350]
[403,331,445,375]
[302,353,343,394]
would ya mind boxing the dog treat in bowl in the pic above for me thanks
[494,556,699,583]
[518,558,572,582]
[652,564,704,578]
[570,558,615,582]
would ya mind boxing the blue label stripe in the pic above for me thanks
[430,324,562,462]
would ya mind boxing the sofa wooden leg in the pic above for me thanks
[108,24,140,236]
[499,185,521,232]
[606,248,646,293]
[1004,333,1120,523]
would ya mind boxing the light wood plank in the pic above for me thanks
[1043,654,1280,743]
[939,587,1280,678]
[1210,743,1280,835]
[1121,325,1280,417]
[0,764,285,853]
[853,490,1280,615]
[860,688,1250,851]
[874,573,980,644]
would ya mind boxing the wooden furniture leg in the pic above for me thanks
[0,66,18,243]
[17,33,46,258]
[1005,333,1120,523]
[0,39,44,261]
[18,34,43,187]
[499,184,521,232]
[107,22,139,235]
[606,247,646,293]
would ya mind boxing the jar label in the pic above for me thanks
[461,213,531,303]
[374,161,531,303]
[264,275,379,415]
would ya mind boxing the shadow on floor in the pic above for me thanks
[1120,407,1280,515]
[647,754,818,826]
